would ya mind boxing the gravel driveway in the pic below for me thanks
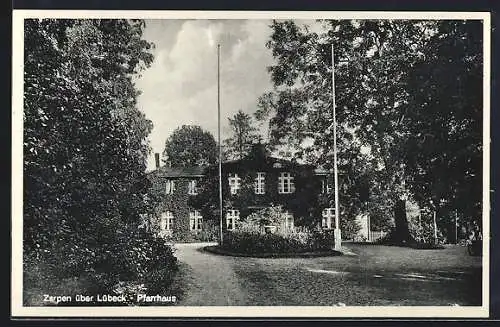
[173,242,482,306]
[173,243,250,305]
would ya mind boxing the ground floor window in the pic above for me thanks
[321,178,332,194]
[160,211,174,234]
[226,209,239,230]
[284,211,294,230]
[189,210,203,231]
[322,208,335,229]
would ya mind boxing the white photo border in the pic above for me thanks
[11,9,491,318]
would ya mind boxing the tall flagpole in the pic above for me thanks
[218,44,223,246]
[332,44,342,251]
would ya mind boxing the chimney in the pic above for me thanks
[155,153,160,169]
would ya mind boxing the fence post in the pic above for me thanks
[433,211,438,244]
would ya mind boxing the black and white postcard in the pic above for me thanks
[11,10,491,318]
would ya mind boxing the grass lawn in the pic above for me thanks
[226,243,482,306]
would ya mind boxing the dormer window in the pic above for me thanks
[165,180,175,195]
[228,173,241,195]
[254,172,265,194]
[278,172,295,194]
[188,180,198,195]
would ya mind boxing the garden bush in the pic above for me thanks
[167,223,219,243]
[24,224,179,305]
[376,232,445,249]
[221,229,336,254]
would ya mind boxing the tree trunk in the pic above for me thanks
[393,199,413,244]
[382,199,414,245]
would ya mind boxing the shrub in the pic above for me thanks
[129,230,179,294]
[242,206,285,227]
[166,223,219,243]
[193,224,219,242]
[375,231,445,250]
[221,229,336,254]
[24,222,179,305]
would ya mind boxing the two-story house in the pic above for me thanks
[146,144,337,242]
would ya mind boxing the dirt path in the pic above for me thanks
[173,243,249,306]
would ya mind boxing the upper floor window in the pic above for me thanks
[188,180,198,195]
[226,209,239,231]
[228,173,241,195]
[322,179,332,194]
[278,172,295,194]
[160,211,174,231]
[254,172,266,194]
[189,210,203,231]
[165,180,175,195]
[322,208,335,229]
[284,211,294,230]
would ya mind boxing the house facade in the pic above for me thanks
[146,144,338,242]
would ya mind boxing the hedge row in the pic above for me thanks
[220,230,336,254]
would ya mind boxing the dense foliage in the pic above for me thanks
[23,19,178,300]
[257,20,483,244]
[223,110,261,160]
[163,125,218,167]
[222,230,337,254]
[404,21,483,240]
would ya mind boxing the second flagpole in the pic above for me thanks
[332,44,342,251]
[218,44,223,246]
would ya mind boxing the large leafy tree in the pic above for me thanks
[163,125,217,167]
[23,19,159,286]
[257,20,425,241]
[223,110,261,160]
[257,19,483,243]
[404,20,483,240]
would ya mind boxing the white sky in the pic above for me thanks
[136,19,325,171]
[136,19,277,171]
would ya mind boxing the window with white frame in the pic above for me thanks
[226,209,239,230]
[327,180,332,194]
[160,211,174,232]
[321,179,332,194]
[228,173,241,195]
[278,172,295,194]
[165,179,175,194]
[254,172,266,194]
[189,210,203,231]
[322,208,335,229]
[188,179,198,195]
[284,211,294,230]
